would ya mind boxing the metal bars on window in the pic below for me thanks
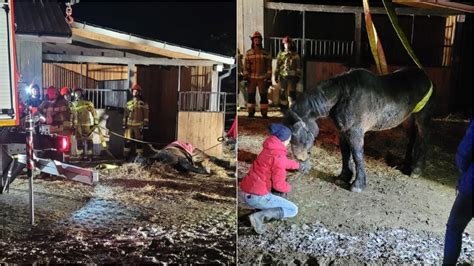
[178,91,227,114]
[269,37,355,60]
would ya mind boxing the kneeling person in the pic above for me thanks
[239,123,309,234]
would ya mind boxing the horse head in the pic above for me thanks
[285,109,319,161]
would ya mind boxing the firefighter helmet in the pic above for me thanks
[250,31,262,39]
[46,86,58,100]
[59,86,70,96]
[282,36,292,44]
[131,84,141,91]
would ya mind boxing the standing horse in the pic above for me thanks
[285,67,435,192]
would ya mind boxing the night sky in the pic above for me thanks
[70,1,236,56]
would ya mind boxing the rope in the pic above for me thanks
[100,125,227,152]
[202,138,226,153]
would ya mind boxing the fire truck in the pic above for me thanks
[0,0,97,222]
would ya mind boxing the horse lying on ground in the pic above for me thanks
[285,67,435,192]
[134,141,234,175]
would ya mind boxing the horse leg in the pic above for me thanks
[337,133,353,183]
[404,116,416,174]
[348,129,367,192]
[177,157,210,174]
[411,114,431,177]
[208,155,233,169]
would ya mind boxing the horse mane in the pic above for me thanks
[292,69,371,119]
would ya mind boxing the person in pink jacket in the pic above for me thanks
[240,123,310,234]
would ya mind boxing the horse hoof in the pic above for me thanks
[411,168,422,178]
[350,185,363,193]
[410,172,421,178]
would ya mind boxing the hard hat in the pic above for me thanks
[46,86,58,100]
[73,87,83,92]
[131,84,141,91]
[282,36,292,44]
[59,86,70,96]
[250,31,262,39]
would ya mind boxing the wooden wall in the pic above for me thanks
[46,63,128,81]
[137,65,191,146]
[43,63,99,89]
[177,112,224,157]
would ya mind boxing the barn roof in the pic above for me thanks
[41,21,234,66]
[14,0,71,41]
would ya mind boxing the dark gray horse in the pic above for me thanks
[285,67,435,192]
[135,142,233,175]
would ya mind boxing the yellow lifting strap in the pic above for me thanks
[382,0,433,113]
[362,0,388,75]
[381,0,433,113]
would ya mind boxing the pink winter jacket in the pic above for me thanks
[240,136,300,195]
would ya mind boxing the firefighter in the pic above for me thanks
[26,84,42,108]
[72,87,98,160]
[275,36,301,111]
[57,86,74,134]
[123,84,149,158]
[37,86,56,126]
[36,86,73,161]
[243,31,272,118]
[58,86,74,161]
[60,86,73,104]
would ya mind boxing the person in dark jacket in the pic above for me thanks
[239,123,309,234]
[443,119,473,264]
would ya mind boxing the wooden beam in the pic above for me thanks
[393,0,474,13]
[43,43,148,59]
[71,22,235,65]
[266,2,463,16]
[42,54,221,67]
[72,28,200,60]
[16,34,72,43]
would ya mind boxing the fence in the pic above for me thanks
[83,89,128,109]
[178,91,227,113]
[268,37,356,60]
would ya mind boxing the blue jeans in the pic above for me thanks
[443,165,473,265]
[239,191,298,218]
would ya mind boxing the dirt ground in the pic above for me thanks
[237,109,474,264]
[0,146,236,264]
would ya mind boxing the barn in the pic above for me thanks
[15,0,235,157]
[238,0,472,116]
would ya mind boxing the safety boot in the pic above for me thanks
[247,104,255,118]
[248,207,284,234]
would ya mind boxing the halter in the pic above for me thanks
[297,118,316,141]
[288,109,316,141]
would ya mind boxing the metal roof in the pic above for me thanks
[14,0,71,38]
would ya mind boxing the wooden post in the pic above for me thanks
[239,0,265,53]
[302,10,307,91]
[354,12,362,65]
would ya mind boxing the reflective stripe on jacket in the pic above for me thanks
[72,99,97,126]
[275,50,301,79]
[243,48,272,80]
[124,98,149,127]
